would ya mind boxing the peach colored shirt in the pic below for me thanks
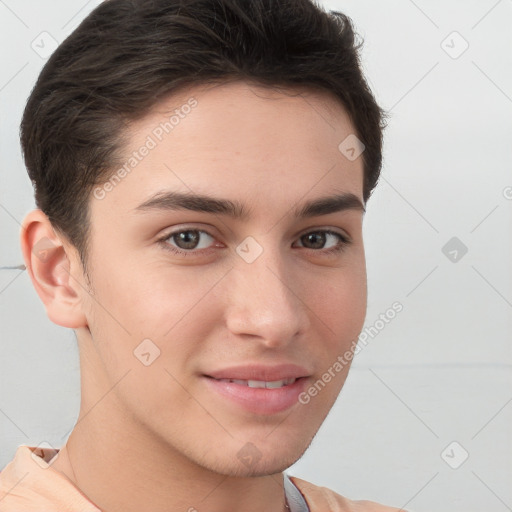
[0,445,404,512]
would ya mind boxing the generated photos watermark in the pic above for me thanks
[298,301,403,404]
[93,97,198,200]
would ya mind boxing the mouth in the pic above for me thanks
[212,377,297,389]
[202,365,310,415]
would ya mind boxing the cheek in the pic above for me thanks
[84,260,225,368]
[307,263,367,343]
[299,267,366,413]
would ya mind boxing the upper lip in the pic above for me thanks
[205,364,311,382]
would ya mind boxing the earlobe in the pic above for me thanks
[20,209,88,329]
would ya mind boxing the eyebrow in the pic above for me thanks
[134,190,365,219]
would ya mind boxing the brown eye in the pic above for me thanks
[161,229,217,256]
[171,230,201,250]
[300,232,327,249]
[296,230,349,253]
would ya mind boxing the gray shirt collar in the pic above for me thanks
[284,473,310,512]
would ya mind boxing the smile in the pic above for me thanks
[214,378,297,389]
[203,375,308,415]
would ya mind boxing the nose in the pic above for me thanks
[224,246,311,349]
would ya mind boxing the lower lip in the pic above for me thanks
[203,376,308,415]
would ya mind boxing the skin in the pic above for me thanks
[21,80,367,512]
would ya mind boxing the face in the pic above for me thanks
[75,80,367,477]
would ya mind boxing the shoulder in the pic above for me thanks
[289,476,405,512]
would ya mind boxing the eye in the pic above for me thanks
[294,230,350,254]
[159,229,217,256]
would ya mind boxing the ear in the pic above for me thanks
[20,209,88,329]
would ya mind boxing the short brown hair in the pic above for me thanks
[21,0,386,276]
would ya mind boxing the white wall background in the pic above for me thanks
[0,1,511,511]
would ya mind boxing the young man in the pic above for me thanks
[0,0,402,510]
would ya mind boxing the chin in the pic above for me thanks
[192,429,317,478]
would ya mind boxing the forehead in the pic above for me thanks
[142,80,356,146]
[92,80,364,220]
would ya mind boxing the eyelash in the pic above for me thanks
[157,228,351,258]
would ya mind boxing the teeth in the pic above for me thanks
[217,378,296,388]
[265,380,290,389]
[248,380,267,388]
